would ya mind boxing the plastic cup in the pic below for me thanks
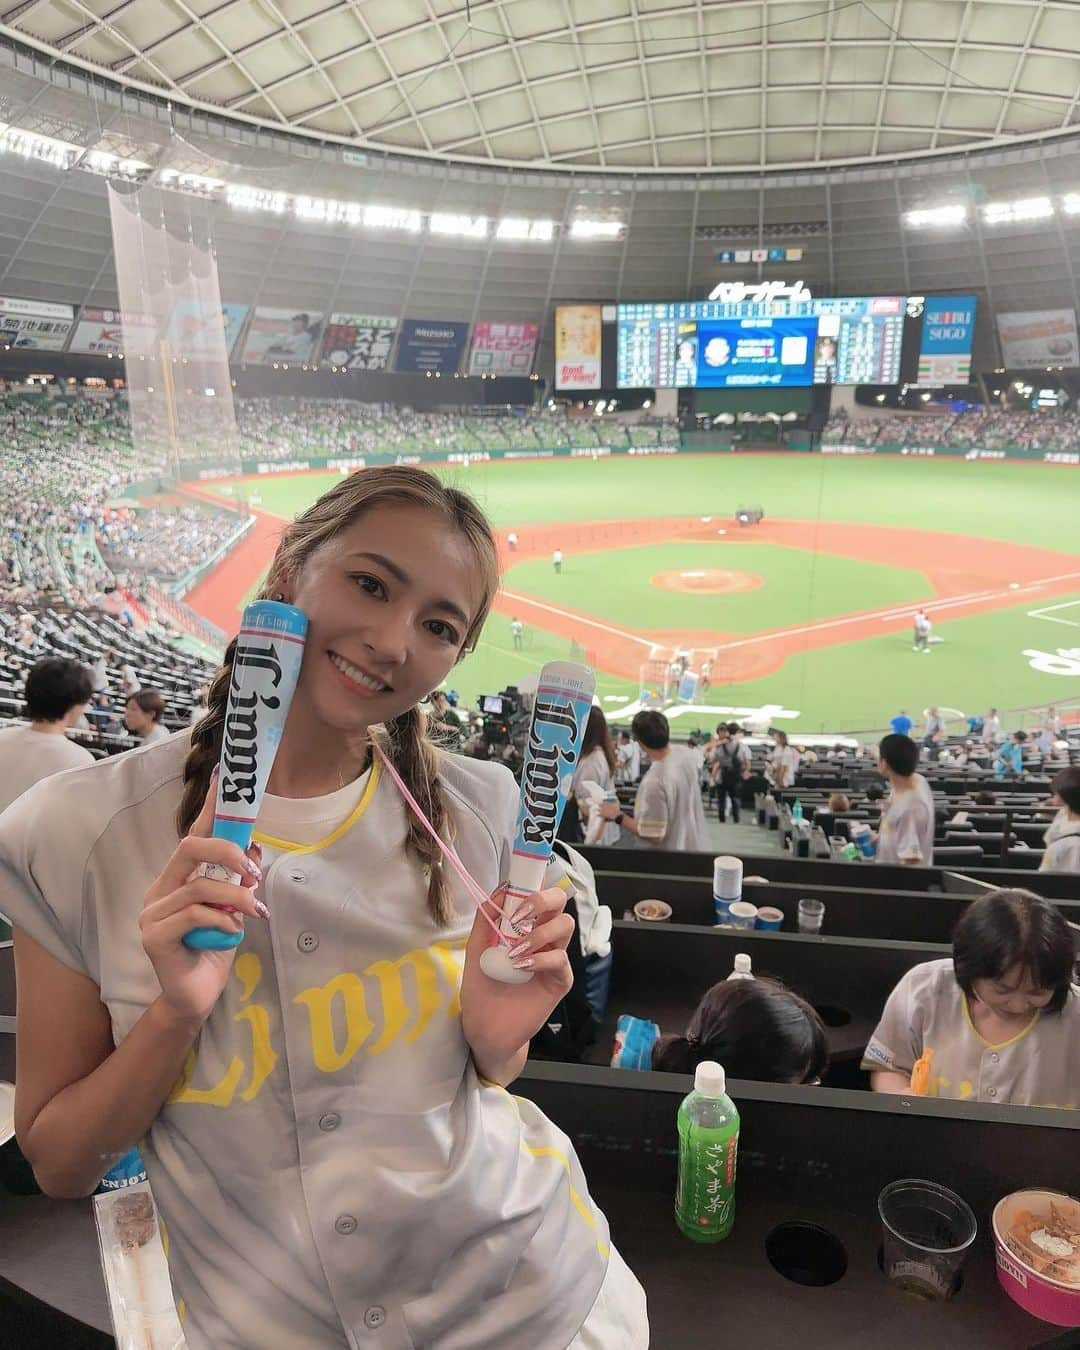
[727,901,758,930]
[797,898,825,934]
[878,1179,977,1301]
[755,906,784,931]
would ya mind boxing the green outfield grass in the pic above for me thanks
[502,542,932,634]
[206,456,1080,731]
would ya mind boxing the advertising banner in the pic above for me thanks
[240,307,325,366]
[67,307,158,358]
[0,296,75,352]
[467,321,539,376]
[917,294,977,384]
[320,314,398,370]
[165,301,249,360]
[554,305,602,389]
[393,319,470,374]
[996,308,1079,369]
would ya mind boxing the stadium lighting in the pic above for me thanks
[1062,194,1080,216]
[294,195,363,225]
[982,196,1053,225]
[159,167,224,194]
[429,213,489,239]
[227,184,287,213]
[364,204,422,233]
[570,219,625,240]
[495,217,554,242]
[903,204,967,228]
[82,149,149,179]
[0,122,80,171]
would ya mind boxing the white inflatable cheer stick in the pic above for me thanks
[479,660,596,984]
[183,599,308,950]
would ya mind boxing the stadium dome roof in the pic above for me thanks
[4,0,1080,173]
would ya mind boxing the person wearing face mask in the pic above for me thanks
[863,890,1080,1108]
[0,466,647,1350]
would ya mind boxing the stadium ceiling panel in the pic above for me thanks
[2,0,1080,171]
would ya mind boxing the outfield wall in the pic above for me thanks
[822,443,1080,464]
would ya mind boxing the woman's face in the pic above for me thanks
[972,963,1055,1019]
[281,505,483,738]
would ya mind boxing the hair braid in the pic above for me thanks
[176,638,236,839]
[384,705,455,927]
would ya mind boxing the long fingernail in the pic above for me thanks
[254,899,271,921]
[249,840,263,860]
[243,857,262,881]
[511,956,534,970]
[506,939,531,960]
[509,903,533,926]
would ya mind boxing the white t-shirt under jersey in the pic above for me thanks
[0,733,645,1350]
[0,725,94,815]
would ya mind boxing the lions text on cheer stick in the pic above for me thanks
[479,661,595,985]
[183,600,308,951]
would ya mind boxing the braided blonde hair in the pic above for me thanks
[177,465,499,926]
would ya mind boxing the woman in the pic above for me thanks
[573,706,620,846]
[864,889,1079,1108]
[613,976,828,1085]
[124,687,170,745]
[0,467,648,1349]
[766,729,800,790]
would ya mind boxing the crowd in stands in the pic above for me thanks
[824,408,1080,451]
[97,505,241,582]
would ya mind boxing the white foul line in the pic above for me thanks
[500,589,657,648]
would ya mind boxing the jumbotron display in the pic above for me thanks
[617,295,910,389]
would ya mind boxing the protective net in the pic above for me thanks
[107,181,241,479]
[638,646,720,706]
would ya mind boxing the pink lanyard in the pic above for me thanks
[373,743,510,943]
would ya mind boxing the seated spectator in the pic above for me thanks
[973,790,996,806]
[994,730,1027,779]
[864,890,1079,1107]
[865,783,885,806]
[827,792,851,814]
[875,733,935,866]
[0,658,95,814]
[612,975,828,1084]
[1040,768,1080,874]
[599,711,707,851]
[124,688,170,746]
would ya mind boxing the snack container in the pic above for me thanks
[634,899,672,922]
[991,1189,1080,1327]
[94,1181,187,1350]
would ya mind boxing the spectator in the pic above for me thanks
[994,730,1027,780]
[875,733,935,866]
[613,976,828,1084]
[572,707,621,847]
[923,706,945,747]
[0,658,95,814]
[864,890,1079,1106]
[765,729,800,789]
[89,648,112,694]
[865,783,885,806]
[124,689,169,746]
[981,707,1001,745]
[889,709,913,737]
[711,722,751,823]
[827,792,851,814]
[599,710,707,851]
[615,729,640,785]
[1040,768,1080,874]
[189,685,210,727]
[1047,705,1062,737]
[120,663,140,697]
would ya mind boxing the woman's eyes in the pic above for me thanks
[351,574,459,645]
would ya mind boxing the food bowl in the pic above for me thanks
[991,1190,1080,1326]
[633,899,672,922]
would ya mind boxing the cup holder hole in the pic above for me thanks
[766,1222,848,1287]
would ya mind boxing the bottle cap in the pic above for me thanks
[733,953,752,975]
[694,1061,726,1097]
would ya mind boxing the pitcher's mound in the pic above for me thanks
[652,568,763,595]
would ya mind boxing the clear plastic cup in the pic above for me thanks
[878,1179,977,1301]
[797,898,824,933]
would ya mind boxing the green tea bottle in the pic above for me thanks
[675,1061,739,1243]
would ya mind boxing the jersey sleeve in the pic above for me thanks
[634,769,669,844]
[861,966,926,1078]
[0,780,90,975]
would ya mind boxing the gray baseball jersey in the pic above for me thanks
[0,735,629,1349]
[633,746,707,851]
[862,959,1080,1109]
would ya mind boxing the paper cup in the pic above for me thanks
[634,899,672,922]
[727,901,758,930]
[992,1190,1080,1327]
[713,895,733,926]
[755,906,785,931]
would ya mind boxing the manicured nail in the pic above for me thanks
[249,841,263,860]
[510,956,534,970]
[507,939,531,960]
[510,903,534,926]
[243,857,262,881]
[254,899,271,921]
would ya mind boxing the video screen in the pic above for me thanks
[481,694,505,715]
[681,316,817,388]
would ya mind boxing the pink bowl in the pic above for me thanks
[992,1190,1080,1327]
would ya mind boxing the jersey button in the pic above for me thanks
[319,1112,341,1132]
[990,1053,999,1063]
[987,1087,997,1098]
[364,1307,386,1330]
[334,1214,357,1236]
[297,931,319,953]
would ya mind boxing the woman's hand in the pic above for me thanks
[139,774,267,1027]
[460,885,575,1082]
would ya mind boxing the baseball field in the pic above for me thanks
[187,453,1080,734]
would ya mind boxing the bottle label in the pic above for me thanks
[676,1131,738,1237]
